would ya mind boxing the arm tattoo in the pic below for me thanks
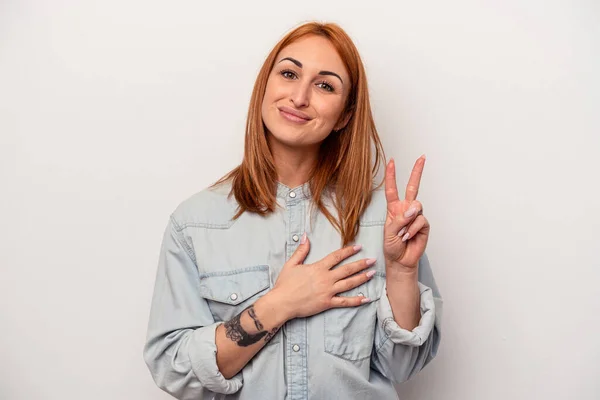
[263,327,278,342]
[224,305,280,347]
[248,306,264,331]
[249,307,278,342]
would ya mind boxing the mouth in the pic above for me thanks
[278,106,312,124]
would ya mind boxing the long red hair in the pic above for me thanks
[212,21,386,246]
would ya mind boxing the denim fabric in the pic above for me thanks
[143,180,443,400]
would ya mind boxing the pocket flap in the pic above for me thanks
[198,265,270,305]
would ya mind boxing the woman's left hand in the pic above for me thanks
[383,155,430,272]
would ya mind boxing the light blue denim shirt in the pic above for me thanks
[143,180,443,400]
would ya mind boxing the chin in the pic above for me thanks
[267,128,306,147]
[268,129,331,151]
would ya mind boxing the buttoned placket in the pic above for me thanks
[283,186,308,400]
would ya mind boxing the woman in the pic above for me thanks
[143,21,442,400]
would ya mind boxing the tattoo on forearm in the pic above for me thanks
[248,306,264,331]
[224,305,280,347]
[263,327,278,342]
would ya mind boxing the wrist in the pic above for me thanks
[385,261,419,283]
[256,289,293,327]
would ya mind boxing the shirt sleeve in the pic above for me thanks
[143,215,243,398]
[370,251,443,384]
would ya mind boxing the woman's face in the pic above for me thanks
[261,35,350,150]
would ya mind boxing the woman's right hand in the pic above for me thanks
[271,233,376,321]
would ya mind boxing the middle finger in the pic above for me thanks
[405,155,425,202]
[331,258,376,281]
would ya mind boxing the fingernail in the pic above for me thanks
[361,297,371,304]
[404,207,417,218]
[366,258,376,266]
[353,244,362,251]
[398,227,407,237]
[366,270,376,278]
[402,232,410,242]
[300,232,307,244]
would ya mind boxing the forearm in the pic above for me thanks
[371,254,441,383]
[385,263,421,331]
[215,290,290,378]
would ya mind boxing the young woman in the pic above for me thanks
[143,21,442,400]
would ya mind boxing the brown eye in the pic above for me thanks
[317,82,334,92]
[281,70,297,79]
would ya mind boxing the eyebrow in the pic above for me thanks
[278,57,344,85]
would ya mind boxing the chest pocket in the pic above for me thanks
[323,273,385,361]
[198,265,280,344]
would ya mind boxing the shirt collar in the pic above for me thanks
[276,181,312,201]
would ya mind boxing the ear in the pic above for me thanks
[333,110,353,131]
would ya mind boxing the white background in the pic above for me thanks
[1,1,599,399]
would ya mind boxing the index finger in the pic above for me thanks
[385,158,400,204]
[405,155,426,202]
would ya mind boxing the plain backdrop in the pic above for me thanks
[1,1,599,399]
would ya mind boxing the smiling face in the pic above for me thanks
[261,35,351,151]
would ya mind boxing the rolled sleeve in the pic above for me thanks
[376,281,436,346]
[143,215,243,398]
[188,322,243,394]
[371,252,443,384]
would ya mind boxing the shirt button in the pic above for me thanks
[289,191,296,198]
[292,234,299,242]
[292,344,300,352]
[230,293,238,301]
[358,292,364,297]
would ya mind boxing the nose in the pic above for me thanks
[290,81,310,108]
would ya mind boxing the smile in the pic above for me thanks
[278,107,311,124]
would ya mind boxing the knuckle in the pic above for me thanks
[333,253,343,265]
[356,261,367,273]
[337,265,349,278]
[348,263,360,274]
[343,280,352,291]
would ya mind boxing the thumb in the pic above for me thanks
[288,233,310,266]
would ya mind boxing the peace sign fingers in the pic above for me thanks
[383,154,430,269]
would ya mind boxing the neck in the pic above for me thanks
[268,136,320,188]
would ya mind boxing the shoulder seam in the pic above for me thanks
[169,214,198,263]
